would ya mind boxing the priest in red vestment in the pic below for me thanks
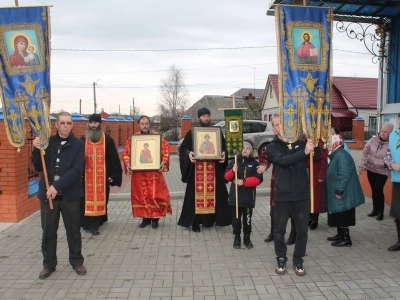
[81,114,122,235]
[123,115,172,229]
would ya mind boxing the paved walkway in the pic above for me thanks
[1,153,400,299]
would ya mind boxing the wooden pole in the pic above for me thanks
[235,153,239,219]
[40,149,53,209]
[232,93,235,108]
[15,0,19,6]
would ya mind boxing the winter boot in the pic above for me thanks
[264,216,274,243]
[331,228,352,247]
[233,234,241,249]
[309,213,319,230]
[327,227,342,241]
[286,218,296,245]
[388,219,400,251]
[244,233,253,249]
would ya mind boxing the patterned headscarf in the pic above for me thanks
[331,134,344,153]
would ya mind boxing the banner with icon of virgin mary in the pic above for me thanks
[0,6,51,149]
[275,5,333,145]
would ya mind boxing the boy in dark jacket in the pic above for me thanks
[224,137,263,249]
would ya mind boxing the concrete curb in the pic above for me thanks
[109,188,271,200]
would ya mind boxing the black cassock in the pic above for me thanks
[81,133,123,231]
[178,129,231,228]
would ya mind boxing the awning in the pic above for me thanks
[331,110,357,118]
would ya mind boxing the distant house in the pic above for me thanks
[183,94,262,123]
[260,74,378,132]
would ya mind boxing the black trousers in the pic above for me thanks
[274,200,309,264]
[367,170,388,213]
[41,200,84,269]
[231,206,253,235]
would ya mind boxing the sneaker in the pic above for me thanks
[293,263,306,276]
[275,257,287,275]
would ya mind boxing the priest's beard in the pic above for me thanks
[140,128,150,134]
[85,125,102,143]
[199,120,211,127]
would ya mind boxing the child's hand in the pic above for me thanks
[235,179,244,186]
[232,164,238,173]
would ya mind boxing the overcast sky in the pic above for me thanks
[3,0,379,116]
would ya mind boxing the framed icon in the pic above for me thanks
[193,126,222,160]
[130,134,161,171]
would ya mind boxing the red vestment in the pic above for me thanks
[123,132,172,218]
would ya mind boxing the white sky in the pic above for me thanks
[2,0,380,116]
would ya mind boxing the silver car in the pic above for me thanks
[178,120,275,157]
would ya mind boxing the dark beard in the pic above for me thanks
[85,126,102,143]
[199,120,211,127]
[140,128,150,134]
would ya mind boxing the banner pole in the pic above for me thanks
[40,149,53,209]
[310,149,314,213]
[15,0,18,6]
[235,153,239,219]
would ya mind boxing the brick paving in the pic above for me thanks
[1,152,400,299]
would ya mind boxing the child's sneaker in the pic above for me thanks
[293,263,306,276]
[275,257,287,275]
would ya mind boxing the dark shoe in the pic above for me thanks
[264,232,274,243]
[73,265,87,276]
[309,220,318,230]
[286,232,296,245]
[388,241,400,251]
[368,210,378,217]
[192,225,200,232]
[275,257,287,275]
[376,213,384,221]
[151,219,159,229]
[91,228,100,235]
[331,228,352,247]
[327,227,342,241]
[139,218,151,228]
[293,263,306,276]
[233,234,241,249]
[39,267,55,279]
[244,233,253,249]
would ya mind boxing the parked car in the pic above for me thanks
[177,120,274,157]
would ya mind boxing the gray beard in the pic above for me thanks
[85,127,102,143]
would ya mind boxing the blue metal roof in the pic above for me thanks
[269,0,400,19]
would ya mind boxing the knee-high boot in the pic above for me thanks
[264,216,274,242]
[331,227,352,247]
[388,219,400,251]
[286,218,296,245]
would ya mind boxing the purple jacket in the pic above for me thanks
[359,135,390,176]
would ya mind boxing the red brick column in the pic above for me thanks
[180,116,192,139]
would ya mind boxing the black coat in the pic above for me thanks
[225,155,263,208]
[32,133,85,202]
[266,136,309,202]
[178,129,231,227]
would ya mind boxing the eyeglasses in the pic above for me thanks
[59,121,72,125]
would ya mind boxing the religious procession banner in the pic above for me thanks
[0,6,51,149]
[224,109,243,157]
[275,5,333,145]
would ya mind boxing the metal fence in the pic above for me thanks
[364,125,376,140]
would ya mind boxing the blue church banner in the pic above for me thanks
[275,5,333,145]
[0,6,51,148]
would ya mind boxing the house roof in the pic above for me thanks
[184,95,262,122]
[264,74,377,110]
[232,88,265,98]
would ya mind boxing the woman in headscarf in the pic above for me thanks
[9,35,29,67]
[325,134,365,247]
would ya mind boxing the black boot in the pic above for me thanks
[388,219,400,251]
[368,210,378,217]
[309,213,319,230]
[286,218,296,245]
[327,227,342,241]
[376,212,384,221]
[233,234,241,249]
[139,218,151,228]
[265,216,274,243]
[244,233,253,249]
[331,228,352,247]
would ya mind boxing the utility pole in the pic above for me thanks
[79,99,82,114]
[119,104,120,115]
[93,82,97,113]
[252,67,256,99]
[132,97,135,116]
